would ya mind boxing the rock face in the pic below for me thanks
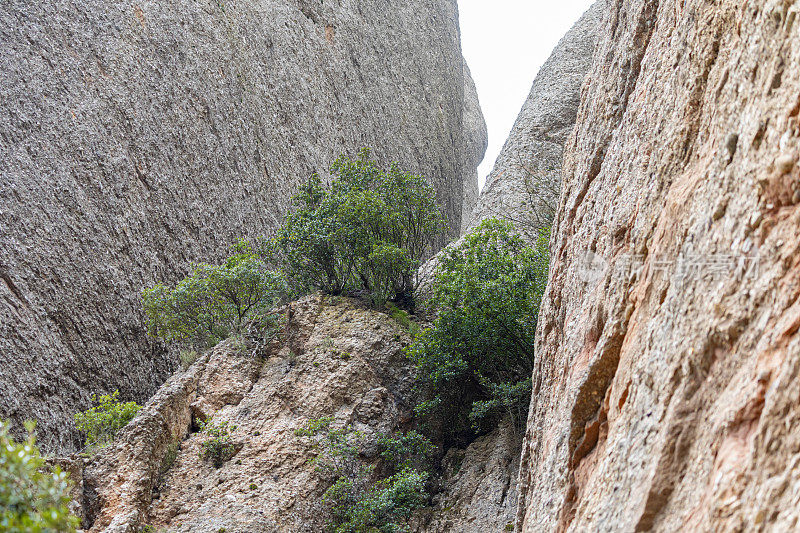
[68,294,513,533]
[460,63,489,232]
[518,0,800,531]
[415,422,521,533]
[0,0,485,452]
[467,2,602,237]
[78,295,416,532]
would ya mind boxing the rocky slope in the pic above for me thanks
[61,295,514,533]
[0,0,486,452]
[74,295,414,532]
[517,0,800,530]
[467,2,602,236]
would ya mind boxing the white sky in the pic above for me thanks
[458,0,596,189]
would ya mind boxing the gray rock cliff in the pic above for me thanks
[468,2,602,236]
[0,0,485,452]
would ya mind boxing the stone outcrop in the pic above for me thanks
[460,63,489,232]
[0,0,485,452]
[467,2,602,237]
[415,422,521,533]
[65,294,515,533]
[517,0,800,531]
[76,295,416,532]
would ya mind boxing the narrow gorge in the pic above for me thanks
[3,1,800,532]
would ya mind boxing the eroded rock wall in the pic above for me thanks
[518,0,800,531]
[0,0,485,451]
[73,295,512,533]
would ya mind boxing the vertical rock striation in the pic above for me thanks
[0,0,485,451]
[518,0,800,530]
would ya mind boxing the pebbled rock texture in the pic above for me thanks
[79,295,416,533]
[70,294,511,533]
[467,2,601,237]
[414,421,521,533]
[0,0,486,452]
[518,0,800,531]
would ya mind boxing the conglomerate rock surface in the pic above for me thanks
[79,295,415,533]
[68,294,516,533]
[517,0,800,531]
[0,0,485,452]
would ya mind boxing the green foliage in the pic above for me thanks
[179,350,200,370]
[386,303,421,338]
[272,149,446,305]
[0,420,79,532]
[376,431,435,472]
[406,218,550,443]
[198,421,237,468]
[295,418,431,533]
[142,240,286,349]
[324,467,428,533]
[74,391,141,449]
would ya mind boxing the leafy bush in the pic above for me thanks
[324,467,428,533]
[143,240,286,349]
[198,421,237,468]
[272,149,446,305]
[74,390,141,449]
[179,349,200,370]
[406,218,549,444]
[0,420,79,532]
[295,418,432,532]
[377,431,435,472]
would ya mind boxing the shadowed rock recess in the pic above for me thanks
[517,0,800,531]
[0,0,486,452]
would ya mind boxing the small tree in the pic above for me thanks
[142,240,286,348]
[198,421,237,468]
[0,420,79,532]
[74,390,141,449]
[272,149,446,306]
[406,218,549,444]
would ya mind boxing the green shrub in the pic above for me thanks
[0,420,79,532]
[74,390,141,449]
[143,240,286,349]
[406,218,549,444]
[271,149,446,305]
[324,467,428,533]
[377,431,436,472]
[295,418,431,533]
[179,349,200,370]
[198,421,237,468]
